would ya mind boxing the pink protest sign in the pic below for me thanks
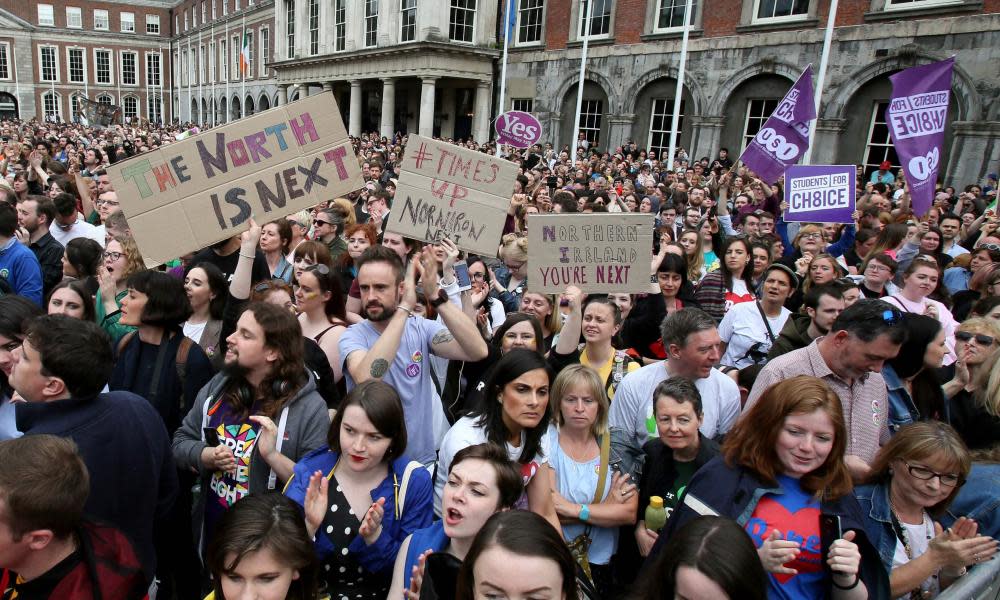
[495,111,543,149]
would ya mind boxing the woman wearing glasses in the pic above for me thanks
[96,234,145,342]
[490,234,529,313]
[946,318,1000,451]
[884,257,958,366]
[859,253,899,299]
[855,422,996,599]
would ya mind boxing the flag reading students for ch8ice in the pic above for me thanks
[886,57,954,218]
[738,65,815,185]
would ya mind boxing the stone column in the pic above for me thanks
[419,77,437,137]
[277,85,288,106]
[439,87,456,139]
[811,118,848,166]
[349,79,363,137]
[473,80,491,144]
[380,78,396,138]
[689,115,725,161]
[606,114,636,152]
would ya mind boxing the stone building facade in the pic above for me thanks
[0,0,172,122]
[504,0,1000,184]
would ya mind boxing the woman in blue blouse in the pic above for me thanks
[284,380,433,599]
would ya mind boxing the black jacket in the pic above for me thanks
[30,231,64,296]
[637,434,720,521]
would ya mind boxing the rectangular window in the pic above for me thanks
[199,45,206,84]
[885,0,961,9]
[309,0,319,55]
[148,94,162,123]
[335,0,346,50]
[202,1,207,22]
[123,96,138,121]
[450,0,476,42]
[753,0,808,22]
[246,31,254,77]
[235,0,241,10]
[220,40,227,80]
[37,4,54,26]
[512,98,533,112]
[121,12,135,33]
[578,0,612,39]
[66,7,82,28]
[260,28,269,75]
[121,52,137,85]
[184,10,189,30]
[647,97,685,158]
[286,0,295,58]
[742,98,780,151]
[209,42,216,82]
[365,0,379,47]
[43,93,60,120]
[213,0,217,19]
[95,50,112,84]
[401,0,417,42]
[95,9,110,30]
[68,48,85,83]
[863,101,899,179]
[146,53,162,86]
[146,15,160,34]
[0,44,10,80]
[232,36,239,79]
[40,47,57,82]
[516,0,544,45]
[579,99,602,145]
[71,94,85,122]
[224,0,229,16]
[175,15,180,34]
[655,0,695,31]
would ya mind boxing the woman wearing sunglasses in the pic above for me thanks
[296,263,349,384]
[855,422,995,599]
[945,318,1000,451]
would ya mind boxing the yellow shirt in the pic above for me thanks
[580,346,640,401]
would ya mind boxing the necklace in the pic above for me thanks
[889,496,935,600]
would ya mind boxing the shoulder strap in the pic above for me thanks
[592,433,611,504]
[885,295,911,313]
[755,301,776,343]
[396,460,423,518]
[175,335,194,384]
[115,331,136,357]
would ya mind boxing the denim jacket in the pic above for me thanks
[853,482,901,574]
[941,463,1000,540]
[883,365,919,434]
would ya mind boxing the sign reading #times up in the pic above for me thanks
[783,165,856,224]
[526,213,654,294]
[107,92,363,266]
[385,135,518,256]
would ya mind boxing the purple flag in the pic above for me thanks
[738,65,816,184]
[886,57,954,217]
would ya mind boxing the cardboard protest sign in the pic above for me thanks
[386,134,517,256]
[526,214,654,294]
[108,92,362,266]
[784,165,856,224]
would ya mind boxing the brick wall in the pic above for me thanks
[615,0,645,43]
[546,0,571,49]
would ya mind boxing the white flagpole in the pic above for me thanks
[666,0,692,170]
[803,0,838,165]
[570,0,593,162]
[187,34,192,123]
[495,0,511,157]
[211,24,216,128]
[198,28,204,127]
[158,46,164,124]
[225,19,230,123]
[241,13,246,120]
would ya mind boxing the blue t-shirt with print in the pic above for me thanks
[744,474,824,600]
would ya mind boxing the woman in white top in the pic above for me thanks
[434,349,559,531]
[884,256,958,365]
[182,261,227,366]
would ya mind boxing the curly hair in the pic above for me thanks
[112,234,146,281]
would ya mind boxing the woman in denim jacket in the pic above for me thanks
[883,314,947,434]
[855,422,997,599]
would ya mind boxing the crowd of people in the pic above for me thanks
[0,114,997,600]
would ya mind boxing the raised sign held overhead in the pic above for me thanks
[526,213,654,294]
[386,134,518,256]
[107,92,363,266]
[784,165,856,224]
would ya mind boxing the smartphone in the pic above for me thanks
[203,427,221,447]
[547,176,557,188]
[820,513,843,568]
[454,262,472,292]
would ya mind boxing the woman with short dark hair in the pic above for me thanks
[284,380,433,599]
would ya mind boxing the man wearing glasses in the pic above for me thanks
[47,193,103,248]
[748,300,905,482]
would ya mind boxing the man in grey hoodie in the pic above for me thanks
[172,301,329,550]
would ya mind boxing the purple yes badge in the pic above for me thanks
[495,111,543,149]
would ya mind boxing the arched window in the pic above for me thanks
[42,91,61,121]
[123,96,138,123]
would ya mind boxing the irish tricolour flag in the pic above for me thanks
[239,29,250,75]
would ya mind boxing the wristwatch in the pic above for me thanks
[579,504,591,522]
[429,289,449,309]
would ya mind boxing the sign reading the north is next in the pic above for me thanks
[107,92,363,266]
[495,111,543,148]
[526,213,654,294]
[386,134,518,256]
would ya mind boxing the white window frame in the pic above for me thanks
[37,4,55,27]
[208,42,216,83]
[220,40,228,81]
[146,52,162,87]
[70,93,87,122]
[863,101,899,177]
[175,15,180,34]
[751,0,809,24]
[652,0,694,33]
[94,49,113,85]
[400,0,417,43]
[96,94,114,105]
[122,95,139,122]
[334,0,346,51]
[577,0,612,40]
[224,0,229,16]
[39,46,59,82]
[364,0,379,48]
[647,97,684,158]
[184,10,190,31]
[246,31,254,79]
[67,47,87,84]
[511,98,534,112]
[0,43,11,81]
[94,9,110,30]
[66,7,83,28]
[308,0,319,55]
[285,0,295,58]
[202,1,207,23]
[147,94,162,123]
[121,11,136,33]
[146,14,160,35]
[199,45,206,85]
[120,51,138,86]
[42,91,62,121]
[232,35,239,80]
[449,0,477,43]
[515,0,544,47]
[579,98,603,145]
[741,98,780,151]
[212,0,218,19]
[259,27,269,76]
[884,0,961,10]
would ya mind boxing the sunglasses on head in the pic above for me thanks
[956,331,995,346]
[979,243,1000,253]
[881,308,901,326]
[304,264,331,276]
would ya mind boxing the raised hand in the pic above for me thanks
[304,470,329,538]
[404,550,433,600]
[359,497,387,545]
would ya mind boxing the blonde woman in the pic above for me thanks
[490,233,529,312]
[948,317,1000,450]
[678,228,706,283]
[96,234,145,341]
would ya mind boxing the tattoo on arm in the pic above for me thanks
[370,358,389,378]
[432,329,455,346]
